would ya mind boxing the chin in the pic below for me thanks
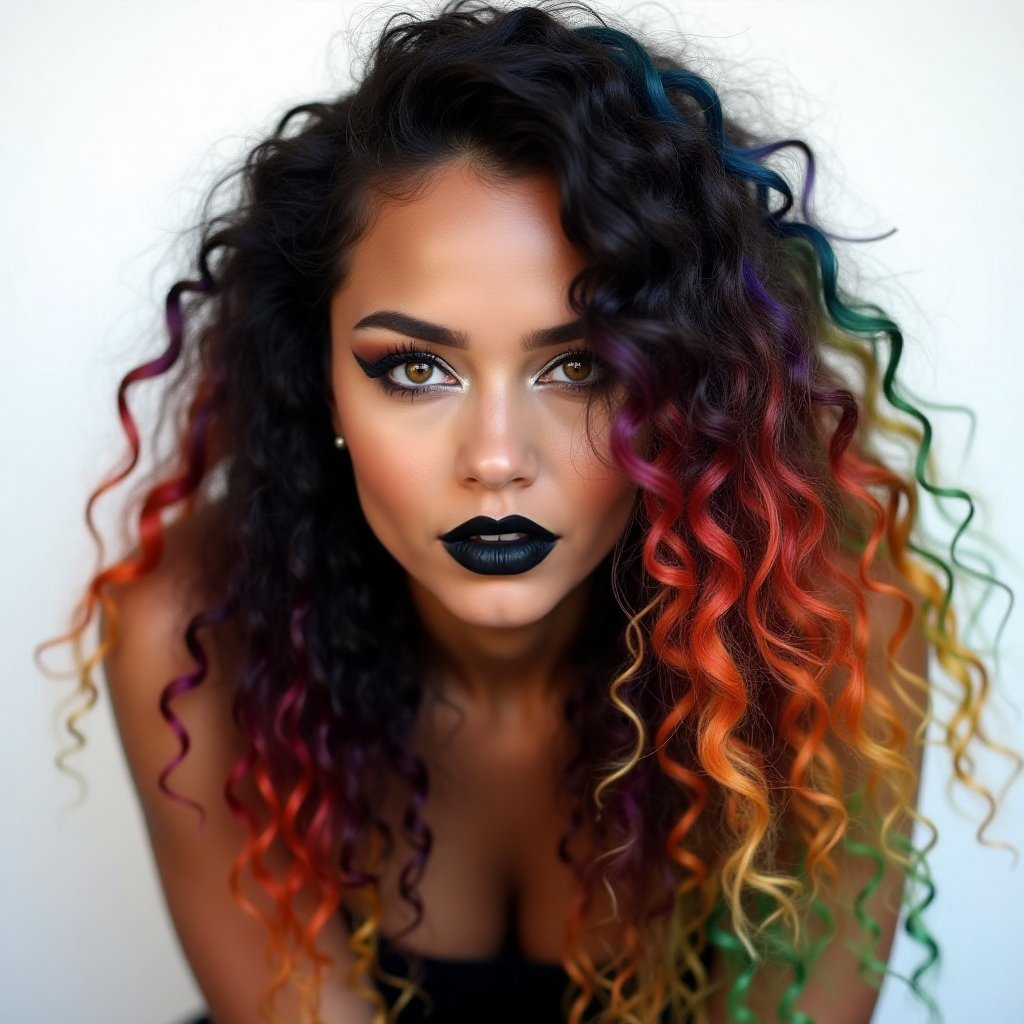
[439,584,564,630]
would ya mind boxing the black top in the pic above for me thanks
[180,925,714,1024]
[373,922,715,1024]
[376,934,574,1023]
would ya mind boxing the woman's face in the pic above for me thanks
[328,159,637,632]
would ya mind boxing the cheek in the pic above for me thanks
[566,401,633,483]
[588,473,638,542]
[333,367,433,534]
[349,439,430,538]
[563,427,637,540]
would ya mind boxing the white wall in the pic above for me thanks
[4,2,1022,1022]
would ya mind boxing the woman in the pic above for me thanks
[36,2,1016,1022]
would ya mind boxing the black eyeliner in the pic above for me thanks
[351,341,608,397]
[351,342,444,379]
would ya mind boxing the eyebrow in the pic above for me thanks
[352,310,584,351]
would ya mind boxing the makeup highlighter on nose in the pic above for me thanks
[438,514,559,576]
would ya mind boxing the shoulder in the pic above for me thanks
[98,507,377,1023]
[827,545,930,702]
[99,501,234,705]
[99,501,231,666]
[819,545,930,810]
[99,502,243,847]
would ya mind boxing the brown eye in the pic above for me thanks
[545,350,603,388]
[355,346,459,399]
[403,361,433,384]
[562,356,593,383]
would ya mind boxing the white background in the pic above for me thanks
[3,1,1022,1022]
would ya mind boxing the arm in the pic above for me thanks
[100,518,376,1024]
[706,556,929,1023]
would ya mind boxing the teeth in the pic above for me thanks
[473,532,528,542]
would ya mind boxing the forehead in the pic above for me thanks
[332,161,588,332]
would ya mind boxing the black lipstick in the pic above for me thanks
[439,514,558,576]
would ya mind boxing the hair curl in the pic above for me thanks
[37,2,1019,1022]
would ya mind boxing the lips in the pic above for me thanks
[439,514,558,544]
[439,515,559,576]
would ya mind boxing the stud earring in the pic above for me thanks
[334,435,347,449]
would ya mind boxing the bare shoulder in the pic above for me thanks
[99,505,376,1023]
[704,548,931,1023]
[100,500,231,663]
[98,501,242,847]
[99,500,226,646]
[828,544,931,725]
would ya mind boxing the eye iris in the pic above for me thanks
[563,356,592,383]
[404,361,432,384]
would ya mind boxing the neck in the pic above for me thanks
[406,574,592,721]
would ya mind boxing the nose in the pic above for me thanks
[455,388,538,490]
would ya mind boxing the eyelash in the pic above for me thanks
[359,341,607,401]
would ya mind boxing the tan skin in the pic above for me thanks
[327,158,637,964]
[101,158,927,1023]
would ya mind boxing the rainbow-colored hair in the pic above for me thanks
[36,2,1019,1023]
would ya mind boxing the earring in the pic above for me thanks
[334,434,347,449]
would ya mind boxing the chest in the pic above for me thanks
[340,691,621,966]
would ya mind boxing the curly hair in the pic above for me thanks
[37,1,1019,1022]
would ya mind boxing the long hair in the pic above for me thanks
[36,2,1018,1022]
